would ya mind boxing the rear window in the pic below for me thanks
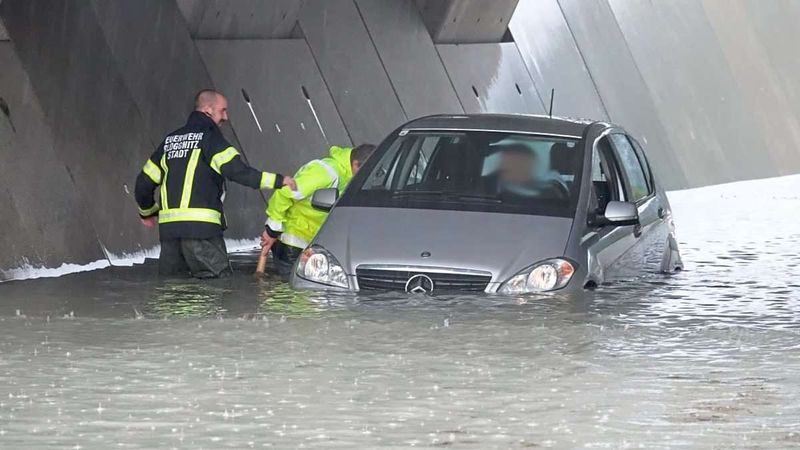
[338,130,584,217]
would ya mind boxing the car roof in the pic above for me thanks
[401,114,604,139]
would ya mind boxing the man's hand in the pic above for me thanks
[260,230,277,250]
[141,216,157,228]
[282,175,297,191]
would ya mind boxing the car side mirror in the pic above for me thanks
[311,188,339,212]
[595,201,639,227]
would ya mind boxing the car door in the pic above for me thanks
[630,136,673,272]
[608,133,668,274]
[585,134,641,282]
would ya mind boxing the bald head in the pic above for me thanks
[194,89,228,125]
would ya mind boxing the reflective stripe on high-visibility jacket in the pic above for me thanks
[160,153,169,209]
[279,233,309,250]
[313,159,340,188]
[142,159,163,184]
[180,149,201,208]
[265,217,284,232]
[210,146,239,174]
[138,203,160,217]
[158,208,222,225]
[260,172,277,189]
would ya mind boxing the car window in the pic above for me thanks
[591,137,624,210]
[591,146,606,183]
[363,143,398,190]
[629,136,655,193]
[402,136,446,189]
[610,134,650,202]
[364,135,449,191]
[342,130,584,217]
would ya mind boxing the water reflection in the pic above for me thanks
[114,271,352,320]
[143,282,230,318]
[256,277,327,319]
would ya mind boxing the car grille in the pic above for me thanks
[356,267,492,292]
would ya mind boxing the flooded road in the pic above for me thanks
[1,176,799,449]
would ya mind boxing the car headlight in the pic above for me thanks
[499,258,575,294]
[295,245,349,288]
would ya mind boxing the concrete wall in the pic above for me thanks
[510,0,607,121]
[437,42,544,114]
[177,0,302,39]
[0,43,106,272]
[606,0,775,185]
[556,0,688,188]
[0,1,158,264]
[701,0,800,176]
[1,0,799,277]
[415,0,519,44]
[356,0,463,118]
[296,0,408,145]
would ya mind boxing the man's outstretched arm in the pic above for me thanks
[209,145,295,191]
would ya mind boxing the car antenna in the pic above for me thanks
[548,88,555,118]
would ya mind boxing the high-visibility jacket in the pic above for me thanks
[265,146,353,249]
[135,111,285,240]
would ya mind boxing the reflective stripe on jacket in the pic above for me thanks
[135,111,284,240]
[265,146,353,248]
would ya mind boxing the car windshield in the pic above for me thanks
[340,130,584,217]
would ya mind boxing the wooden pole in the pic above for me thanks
[255,240,275,274]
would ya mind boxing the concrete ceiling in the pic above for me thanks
[176,0,302,39]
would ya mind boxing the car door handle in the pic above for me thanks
[657,207,665,219]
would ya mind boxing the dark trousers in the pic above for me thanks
[270,241,303,277]
[159,236,232,279]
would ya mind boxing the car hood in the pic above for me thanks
[315,207,574,282]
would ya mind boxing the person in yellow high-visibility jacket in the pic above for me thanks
[261,144,376,273]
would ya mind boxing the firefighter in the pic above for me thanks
[135,89,296,278]
[260,144,376,274]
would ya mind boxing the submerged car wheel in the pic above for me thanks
[660,234,684,273]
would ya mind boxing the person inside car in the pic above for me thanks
[492,144,568,200]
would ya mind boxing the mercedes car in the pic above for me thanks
[291,114,683,294]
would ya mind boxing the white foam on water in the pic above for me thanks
[0,238,260,282]
[0,259,112,282]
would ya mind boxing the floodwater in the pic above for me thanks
[1,177,799,449]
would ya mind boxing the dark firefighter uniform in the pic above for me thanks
[135,111,285,278]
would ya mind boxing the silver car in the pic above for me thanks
[292,114,683,294]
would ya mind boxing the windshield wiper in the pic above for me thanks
[456,193,502,202]
[391,190,445,198]
[391,190,502,204]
